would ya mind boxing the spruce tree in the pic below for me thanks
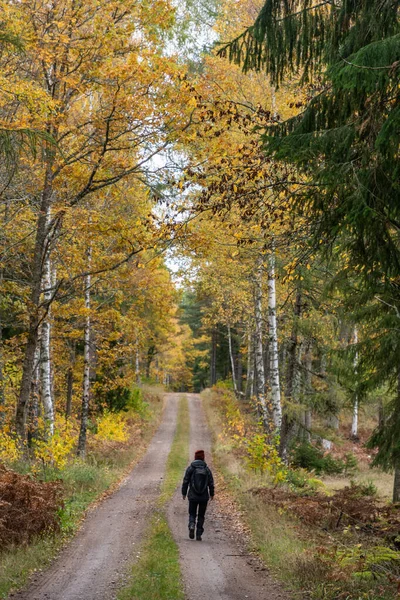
[219,0,400,496]
[218,1,400,280]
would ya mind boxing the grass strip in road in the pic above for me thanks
[158,394,190,505]
[118,512,184,600]
[119,394,189,600]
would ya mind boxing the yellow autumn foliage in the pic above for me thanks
[33,418,77,470]
[0,427,21,463]
[95,412,128,443]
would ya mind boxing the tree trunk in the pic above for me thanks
[227,324,238,395]
[135,338,141,385]
[393,464,400,503]
[65,342,75,419]
[77,246,92,458]
[210,328,217,386]
[351,327,359,439]
[0,318,4,428]
[303,341,313,442]
[305,409,312,442]
[237,343,243,393]
[245,328,254,399]
[16,166,53,440]
[378,399,384,429]
[280,289,302,461]
[254,255,269,426]
[393,371,400,502]
[267,249,282,430]
[40,248,54,436]
[27,346,41,446]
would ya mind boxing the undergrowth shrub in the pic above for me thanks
[212,385,287,484]
[126,387,150,418]
[32,417,77,472]
[0,464,62,547]
[286,468,324,494]
[95,411,128,442]
[0,427,21,464]
[291,442,346,474]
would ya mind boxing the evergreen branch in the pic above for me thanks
[340,56,400,70]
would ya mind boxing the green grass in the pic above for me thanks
[119,395,189,600]
[158,395,190,505]
[0,537,59,599]
[0,391,164,599]
[118,513,184,600]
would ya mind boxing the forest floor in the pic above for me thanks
[9,394,289,600]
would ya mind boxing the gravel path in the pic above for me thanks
[12,392,289,600]
[12,394,179,600]
[167,393,289,600]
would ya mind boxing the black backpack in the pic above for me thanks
[191,463,209,495]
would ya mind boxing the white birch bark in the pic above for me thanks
[254,255,269,425]
[227,323,238,395]
[78,245,92,458]
[351,327,359,438]
[40,238,54,436]
[267,249,282,429]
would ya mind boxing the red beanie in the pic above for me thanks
[194,449,205,461]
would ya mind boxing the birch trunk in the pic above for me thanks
[16,165,53,440]
[28,346,41,446]
[77,246,92,458]
[254,255,269,426]
[227,324,238,395]
[267,249,282,430]
[351,327,359,439]
[40,248,54,436]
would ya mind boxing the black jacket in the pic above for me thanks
[182,459,214,502]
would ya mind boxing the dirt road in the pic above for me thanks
[13,394,179,600]
[167,393,289,600]
[12,393,289,600]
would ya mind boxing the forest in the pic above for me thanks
[0,0,399,599]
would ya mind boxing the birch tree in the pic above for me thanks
[267,249,282,431]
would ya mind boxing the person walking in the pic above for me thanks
[182,449,214,541]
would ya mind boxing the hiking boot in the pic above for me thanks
[189,525,195,539]
[196,533,202,541]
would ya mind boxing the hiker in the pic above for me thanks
[182,449,214,541]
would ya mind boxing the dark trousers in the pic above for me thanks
[188,500,208,534]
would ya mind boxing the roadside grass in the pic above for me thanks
[205,401,307,589]
[0,537,59,599]
[202,388,398,600]
[0,389,164,599]
[119,395,189,600]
